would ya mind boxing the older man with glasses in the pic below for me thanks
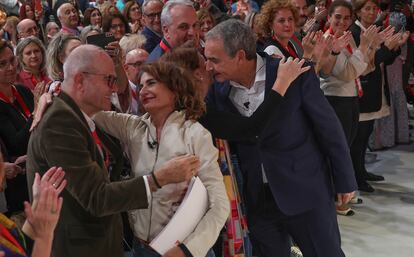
[141,0,164,53]
[26,44,200,257]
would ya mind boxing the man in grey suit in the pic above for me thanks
[26,45,198,257]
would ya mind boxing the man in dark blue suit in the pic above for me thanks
[204,19,357,257]
[146,0,199,63]
[141,0,163,53]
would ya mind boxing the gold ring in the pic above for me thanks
[52,183,57,188]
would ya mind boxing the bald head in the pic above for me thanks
[17,19,39,39]
[125,48,149,85]
[63,45,113,85]
[62,45,117,116]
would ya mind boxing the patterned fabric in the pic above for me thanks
[216,139,252,257]
[0,213,27,257]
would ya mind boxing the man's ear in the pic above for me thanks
[236,49,247,63]
[73,73,85,92]
[162,25,169,40]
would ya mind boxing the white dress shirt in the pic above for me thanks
[228,54,268,183]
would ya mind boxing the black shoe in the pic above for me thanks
[365,172,385,181]
[358,181,375,193]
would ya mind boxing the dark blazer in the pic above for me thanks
[349,23,400,113]
[26,92,149,257]
[206,56,357,216]
[142,26,162,53]
[0,85,33,213]
[146,38,172,63]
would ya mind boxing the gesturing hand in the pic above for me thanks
[337,192,355,206]
[155,155,200,186]
[30,92,53,131]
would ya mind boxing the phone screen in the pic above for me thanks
[86,33,116,48]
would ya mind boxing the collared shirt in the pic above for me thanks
[128,81,140,115]
[60,26,80,36]
[84,111,151,203]
[229,54,266,117]
[228,54,268,183]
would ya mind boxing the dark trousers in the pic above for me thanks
[247,186,345,257]
[326,96,360,146]
[350,120,375,184]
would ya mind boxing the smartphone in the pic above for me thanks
[86,33,116,49]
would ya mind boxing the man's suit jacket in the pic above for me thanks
[26,92,149,257]
[142,26,162,53]
[207,56,357,216]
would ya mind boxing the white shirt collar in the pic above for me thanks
[83,111,96,132]
[229,54,266,92]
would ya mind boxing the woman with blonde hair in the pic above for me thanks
[15,37,50,91]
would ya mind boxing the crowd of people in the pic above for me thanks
[0,0,413,256]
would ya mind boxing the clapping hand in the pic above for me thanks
[332,31,352,54]
[32,167,67,201]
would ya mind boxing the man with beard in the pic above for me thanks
[146,0,200,62]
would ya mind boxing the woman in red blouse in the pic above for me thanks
[15,36,50,91]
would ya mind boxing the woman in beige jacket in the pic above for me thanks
[94,61,230,257]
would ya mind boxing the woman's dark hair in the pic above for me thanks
[123,1,141,23]
[19,3,34,20]
[328,0,354,16]
[139,61,206,120]
[83,7,101,26]
[0,39,14,53]
[160,47,201,73]
[102,13,130,33]
[353,0,379,16]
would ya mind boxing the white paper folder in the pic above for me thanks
[150,177,209,254]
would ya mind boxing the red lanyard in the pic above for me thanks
[272,36,299,58]
[329,28,364,97]
[159,39,171,52]
[130,87,137,100]
[91,130,110,169]
[0,86,31,119]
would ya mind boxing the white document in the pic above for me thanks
[150,177,209,254]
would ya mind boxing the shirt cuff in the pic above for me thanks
[143,175,152,205]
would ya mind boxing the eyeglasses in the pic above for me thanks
[144,11,161,19]
[126,61,144,68]
[82,72,118,88]
[0,57,17,70]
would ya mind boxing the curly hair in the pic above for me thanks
[256,0,299,38]
[139,61,206,120]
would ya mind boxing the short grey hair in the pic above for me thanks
[119,33,147,55]
[80,25,102,44]
[142,0,163,12]
[57,3,74,18]
[205,19,257,60]
[161,0,194,27]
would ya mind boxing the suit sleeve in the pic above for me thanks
[41,109,148,217]
[300,69,358,193]
[182,123,230,257]
[93,111,140,149]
